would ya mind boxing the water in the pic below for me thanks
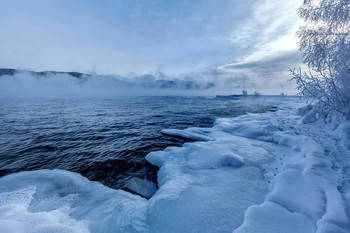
[0,96,272,190]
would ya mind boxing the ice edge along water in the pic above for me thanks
[0,97,349,233]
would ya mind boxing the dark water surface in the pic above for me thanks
[0,96,271,190]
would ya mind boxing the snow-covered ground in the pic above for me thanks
[0,97,349,233]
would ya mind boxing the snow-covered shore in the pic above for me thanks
[0,97,349,233]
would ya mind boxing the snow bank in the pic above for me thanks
[0,170,149,233]
[0,185,90,233]
[150,97,349,233]
[0,96,349,233]
[234,201,316,233]
[145,135,271,233]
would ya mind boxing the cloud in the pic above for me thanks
[0,0,304,94]
[223,50,301,71]
[0,0,249,75]
[230,0,301,50]
[217,0,304,94]
[218,50,302,94]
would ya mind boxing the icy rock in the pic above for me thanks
[125,178,157,198]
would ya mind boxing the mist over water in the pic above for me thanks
[0,70,280,98]
[0,71,227,98]
[0,96,272,190]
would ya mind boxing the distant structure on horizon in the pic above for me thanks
[242,90,248,96]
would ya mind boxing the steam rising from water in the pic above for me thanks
[0,72,225,98]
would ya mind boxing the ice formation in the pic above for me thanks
[0,97,349,233]
[125,178,157,198]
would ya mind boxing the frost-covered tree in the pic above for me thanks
[290,0,350,114]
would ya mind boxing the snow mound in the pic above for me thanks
[233,201,316,233]
[266,169,326,220]
[221,153,245,167]
[125,178,157,198]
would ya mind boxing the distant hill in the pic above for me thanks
[0,68,85,78]
[0,68,17,76]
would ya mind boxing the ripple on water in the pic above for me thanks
[0,96,271,190]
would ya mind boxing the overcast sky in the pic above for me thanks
[0,0,303,94]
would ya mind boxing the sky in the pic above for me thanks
[0,0,303,94]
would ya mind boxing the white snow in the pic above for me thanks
[0,170,149,233]
[0,96,349,233]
